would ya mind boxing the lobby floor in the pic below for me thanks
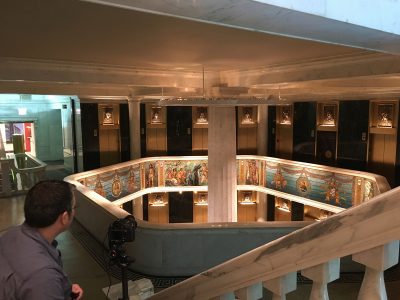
[1,162,400,299]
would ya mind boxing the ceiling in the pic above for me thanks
[1,0,400,103]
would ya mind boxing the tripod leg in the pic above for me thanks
[118,263,129,300]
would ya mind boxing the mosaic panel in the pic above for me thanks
[265,162,354,208]
[164,160,208,186]
[144,161,158,188]
[81,164,140,201]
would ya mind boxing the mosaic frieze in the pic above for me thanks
[265,162,354,208]
[164,160,208,186]
[80,164,140,200]
[77,158,374,208]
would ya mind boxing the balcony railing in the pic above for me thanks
[0,153,46,196]
[67,155,389,213]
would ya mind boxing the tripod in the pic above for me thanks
[109,243,135,300]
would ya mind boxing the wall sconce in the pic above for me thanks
[150,194,166,207]
[276,200,290,212]
[195,193,208,206]
[316,210,331,222]
[239,192,256,205]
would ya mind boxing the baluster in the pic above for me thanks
[352,241,399,300]
[235,282,262,300]
[301,258,340,300]
[263,272,297,300]
[210,292,235,300]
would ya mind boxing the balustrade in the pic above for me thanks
[0,153,46,196]
[146,186,400,300]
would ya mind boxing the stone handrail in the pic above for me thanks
[148,186,400,299]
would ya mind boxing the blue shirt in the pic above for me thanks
[0,223,72,300]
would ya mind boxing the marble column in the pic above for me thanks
[256,193,267,222]
[208,106,237,222]
[128,99,143,218]
[133,197,144,220]
[128,98,141,159]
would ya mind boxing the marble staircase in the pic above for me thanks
[148,186,400,300]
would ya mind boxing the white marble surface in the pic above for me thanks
[148,186,400,299]
[208,106,237,222]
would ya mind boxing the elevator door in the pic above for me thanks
[167,106,192,156]
[337,100,369,171]
[293,102,316,163]
[168,192,193,223]
[81,103,100,170]
[316,131,337,166]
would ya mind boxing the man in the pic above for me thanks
[0,180,83,300]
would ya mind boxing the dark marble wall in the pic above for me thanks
[316,131,337,167]
[81,103,100,171]
[167,106,193,156]
[293,102,316,163]
[140,103,147,157]
[268,106,276,157]
[119,103,130,162]
[337,100,369,171]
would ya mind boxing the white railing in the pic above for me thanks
[0,153,46,196]
[148,186,400,300]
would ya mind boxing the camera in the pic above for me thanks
[108,215,137,245]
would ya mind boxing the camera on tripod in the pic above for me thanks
[108,215,137,246]
[108,215,137,263]
[107,215,137,300]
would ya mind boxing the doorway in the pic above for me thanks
[0,121,35,156]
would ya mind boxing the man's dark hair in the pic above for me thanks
[24,180,75,228]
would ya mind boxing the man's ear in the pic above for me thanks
[60,211,70,225]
